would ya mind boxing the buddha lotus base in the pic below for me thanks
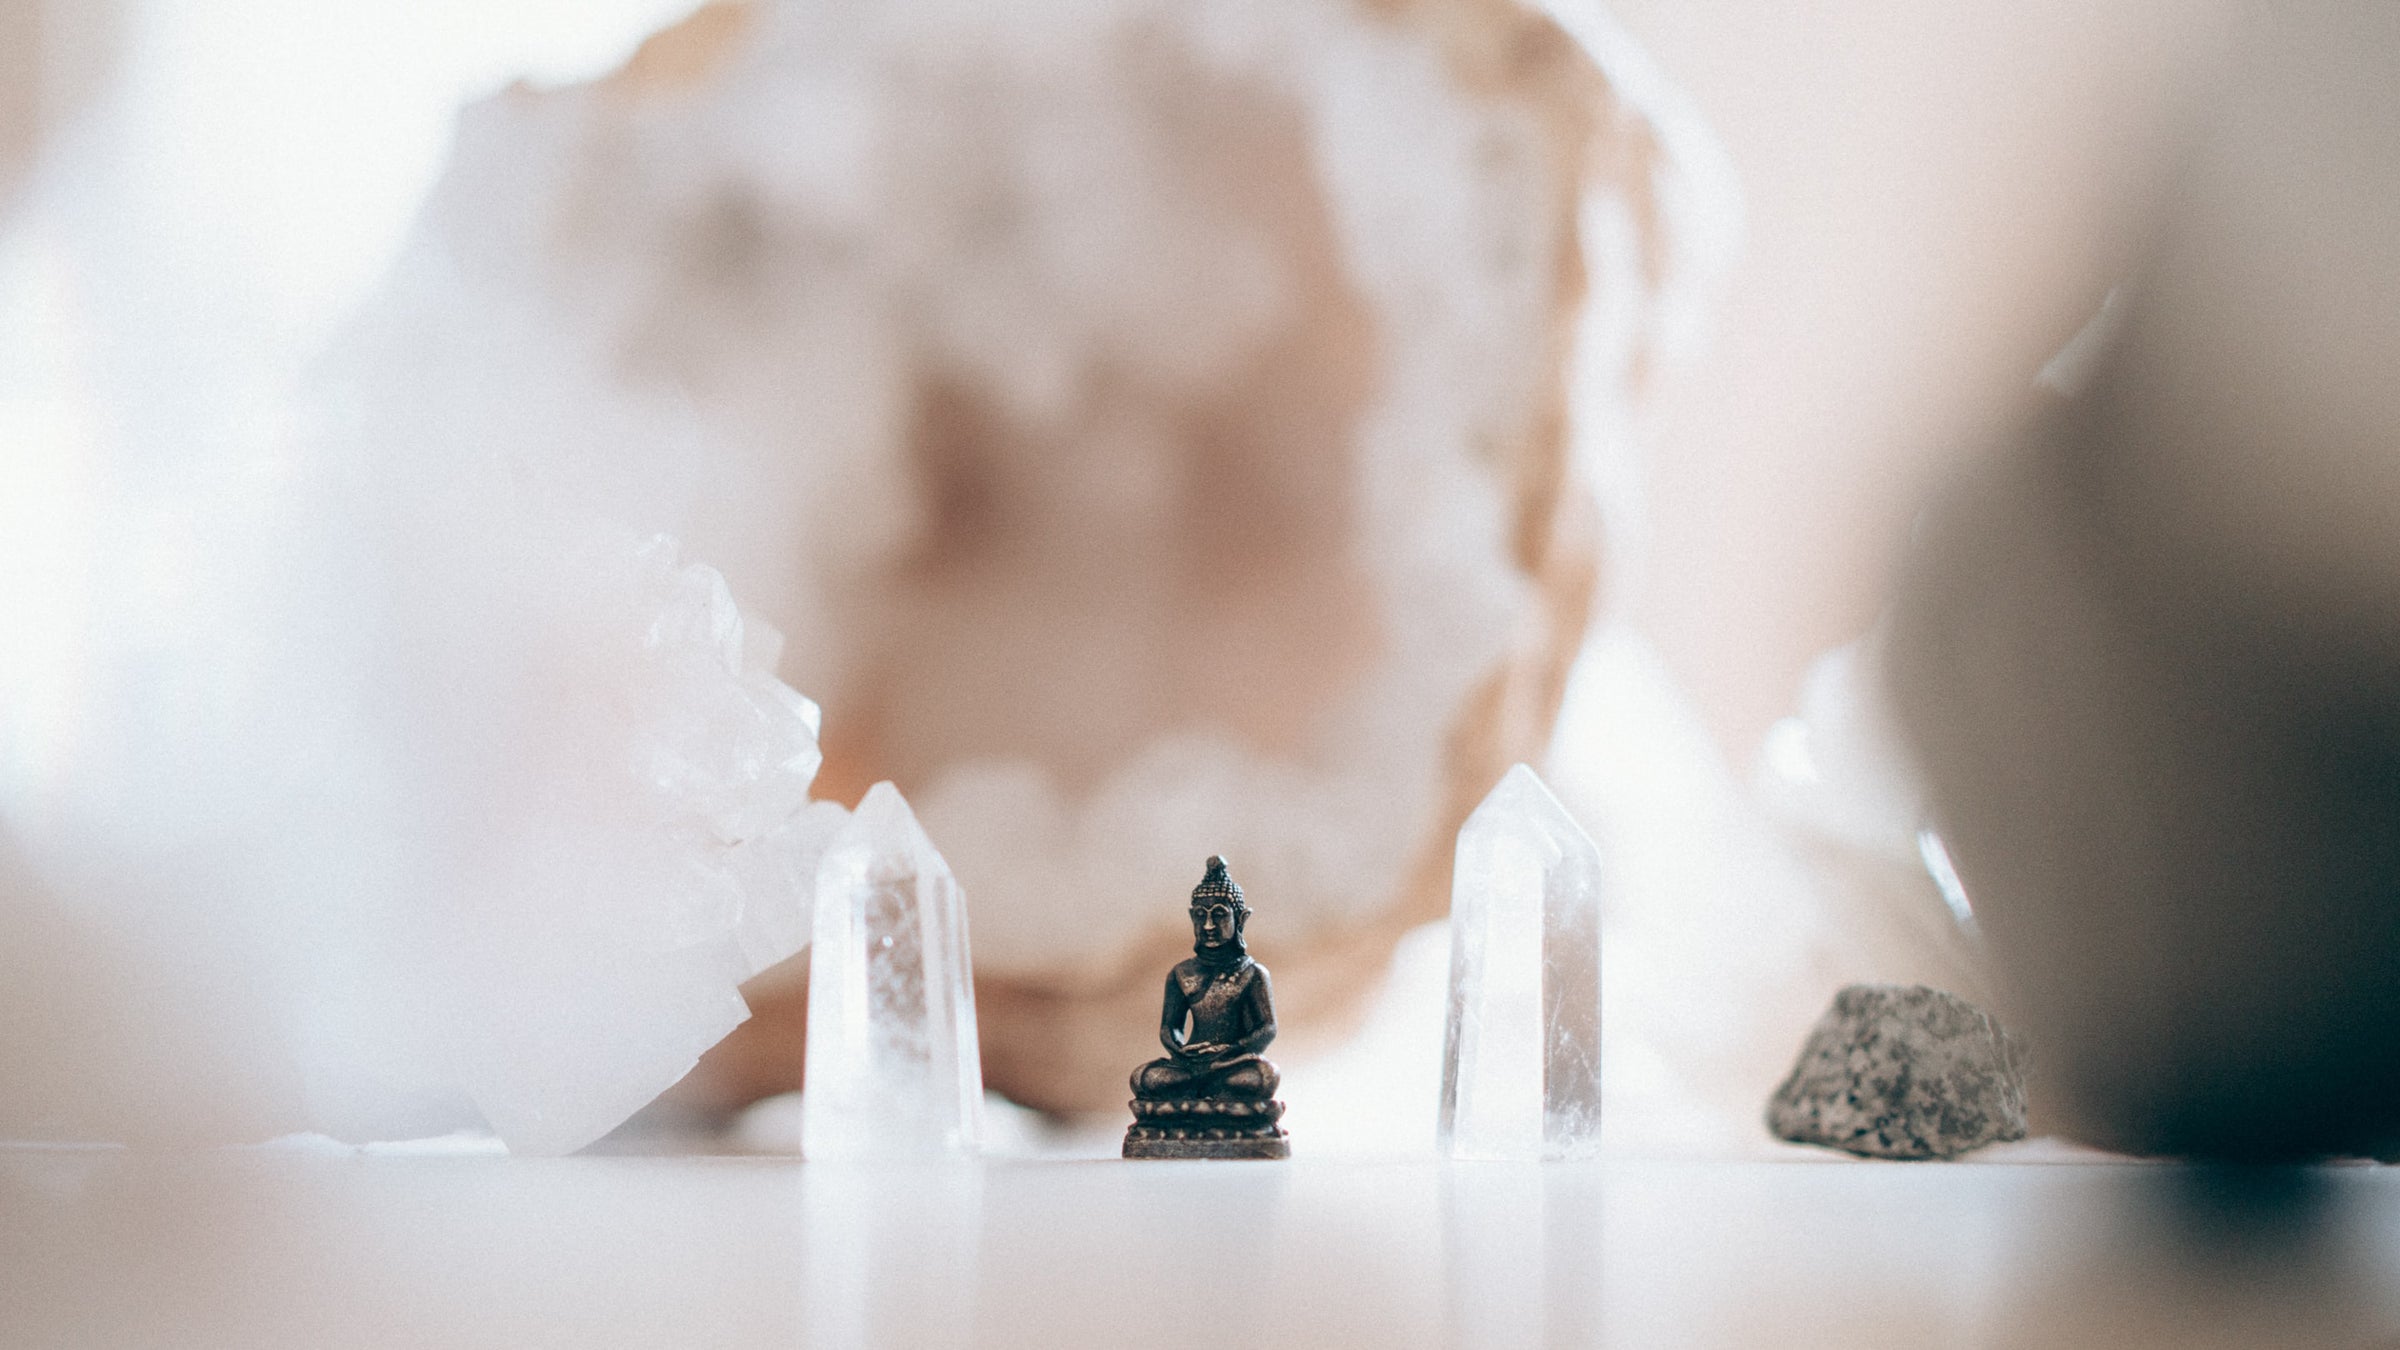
[1123,1098,1290,1159]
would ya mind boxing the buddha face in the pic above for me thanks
[1190,900,1242,949]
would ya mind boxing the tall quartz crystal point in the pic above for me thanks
[802,782,984,1160]
[1439,764,1604,1159]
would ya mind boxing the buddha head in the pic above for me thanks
[1188,855,1249,957]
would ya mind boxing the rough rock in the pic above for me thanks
[1766,983,2027,1160]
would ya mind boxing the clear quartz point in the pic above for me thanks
[802,782,984,1159]
[1439,763,1603,1160]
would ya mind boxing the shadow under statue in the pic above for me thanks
[1123,856,1289,1159]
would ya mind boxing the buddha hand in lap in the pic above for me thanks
[1131,1044,1278,1100]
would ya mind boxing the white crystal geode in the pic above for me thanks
[355,0,1697,1111]
[0,0,1709,1143]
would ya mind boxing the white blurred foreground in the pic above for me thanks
[0,0,873,1151]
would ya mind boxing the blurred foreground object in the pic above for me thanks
[1766,984,2027,1161]
[1,0,891,1150]
[0,514,844,1151]
[367,0,1704,1113]
[1890,0,2400,1159]
[1439,764,1603,1159]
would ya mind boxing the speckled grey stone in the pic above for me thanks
[1766,984,2028,1160]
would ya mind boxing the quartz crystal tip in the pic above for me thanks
[1439,763,1604,1160]
[801,781,984,1160]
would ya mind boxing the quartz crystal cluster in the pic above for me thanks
[1440,765,1605,1160]
[0,202,889,1150]
[0,464,853,1151]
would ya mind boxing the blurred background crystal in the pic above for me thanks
[1752,636,1992,1011]
[1440,765,1604,1161]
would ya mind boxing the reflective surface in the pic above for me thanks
[7,1148,2399,1348]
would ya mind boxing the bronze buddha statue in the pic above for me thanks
[1123,856,1290,1159]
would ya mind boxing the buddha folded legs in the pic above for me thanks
[1131,1052,1280,1101]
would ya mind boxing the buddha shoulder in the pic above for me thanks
[1169,958,1209,996]
[1175,959,1266,997]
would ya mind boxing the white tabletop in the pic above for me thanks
[6,1144,2396,1349]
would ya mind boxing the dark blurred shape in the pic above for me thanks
[2153,1164,2340,1255]
[1890,0,2400,1159]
